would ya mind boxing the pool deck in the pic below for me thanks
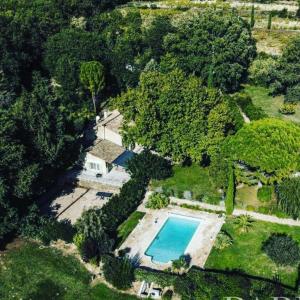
[118,201,225,270]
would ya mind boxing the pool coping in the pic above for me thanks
[118,205,225,270]
[144,213,202,264]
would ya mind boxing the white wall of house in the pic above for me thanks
[84,153,108,175]
[97,126,123,147]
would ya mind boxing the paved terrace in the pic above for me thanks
[119,206,224,270]
[50,187,110,224]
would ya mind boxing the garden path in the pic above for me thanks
[168,196,300,227]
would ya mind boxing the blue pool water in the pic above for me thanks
[145,216,200,263]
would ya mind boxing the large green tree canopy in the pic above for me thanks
[271,36,300,100]
[163,8,256,92]
[113,69,243,162]
[225,118,300,183]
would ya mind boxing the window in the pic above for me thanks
[89,162,100,171]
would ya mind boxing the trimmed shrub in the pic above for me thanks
[257,186,273,202]
[225,165,234,215]
[276,177,300,219]
[146,192,170,209]
[262,233,300,266]
[279,103,296,115]
[102,255,134,290]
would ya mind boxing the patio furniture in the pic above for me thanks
[138,281,150,298]
[149,288,162,299]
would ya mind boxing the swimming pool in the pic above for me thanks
[145,215,200,263]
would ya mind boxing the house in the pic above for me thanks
[76,110,136,192]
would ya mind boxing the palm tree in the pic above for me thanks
[234,215,254,234]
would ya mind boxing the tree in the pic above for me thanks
[75,208,113,260]
[270,36,300,96]
[285,84,300,103]
[267,12,272,30]
[276,177,300,218]
[225,165,235,215]
[224,118,300,183]
[234,215,254,234]
[102,255,135,290]
[164,8,256,92]
[172,255,190,273]
[44,29,102,101]
[80,61,105,113]
[114,69,243,163]
[126,150,172,180]
[250,5,255,28]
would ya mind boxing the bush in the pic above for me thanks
[146,192,170,209]
[102,255,134,290]
[215,231,233,250]
[225,165,235,215]
[257,186,273,202]
[262,233,300,266]
[285,84,300,103]
[249,56,277,87]
[126,149,172,181]
[276,177,300,219]
[279,103,296,115]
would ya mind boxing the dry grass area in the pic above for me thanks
[253,29,300,55]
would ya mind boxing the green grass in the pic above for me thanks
[243,85,300,123]
[0,241,138,300]
[91,284,138,300]
[116,211,146,247]
[0,241,92,299]
[151,164,221,204]
[205,218,300,287]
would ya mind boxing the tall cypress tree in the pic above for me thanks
[250,5,255,28]
[267,12,272,30]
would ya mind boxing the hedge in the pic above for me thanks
[134,269,177,288]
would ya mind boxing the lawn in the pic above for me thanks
[92,284,138,300]
[205,218,300,287]
[243,84,300,123]
[0,241,137,300]
[151,164,221,204]
[116,211,146,247]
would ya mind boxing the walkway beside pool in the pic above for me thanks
[118,205,224,270]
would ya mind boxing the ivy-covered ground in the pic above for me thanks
[205,217,300,287]
[151,164,221,204]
